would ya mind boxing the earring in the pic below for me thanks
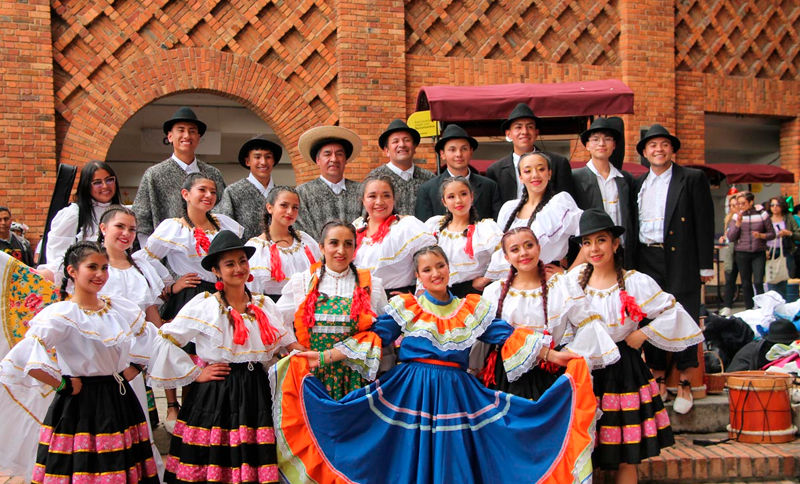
[215,279,225,291]
[247,274,254,283]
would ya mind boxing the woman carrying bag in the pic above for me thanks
[766,196,800,300]
[727,191,775,309]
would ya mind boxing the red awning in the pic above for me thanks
[416,80,634,122]
[685,163,794,184]
[570,161,649,177]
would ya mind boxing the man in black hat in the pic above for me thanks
[571,118,638,268]
[414,124,502,221]
[294,126,364,240]
[132,106,226,245]
[728,319,799,372]
[634,123,714,412]
[215,135,283,240]
[366,119,435,216]
[486,103,574,203]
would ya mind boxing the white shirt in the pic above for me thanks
[447,169,470,180]
[171,154,199,174]
[638,164,672,245]
[512,152,524,199]
[386,162,415,181]
[247,174,274,199]
[319,176,347,195]
[587,159,624,242]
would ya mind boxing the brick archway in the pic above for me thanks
[59,48,328,181]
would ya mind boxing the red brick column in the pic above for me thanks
[618,0,676,163]
[780,117,800,200]
[0,0,56,239]
[336,0,407,180]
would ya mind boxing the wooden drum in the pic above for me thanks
[726,371,797,444]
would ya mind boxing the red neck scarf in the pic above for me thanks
[619,290,647,324]
[464,224,476,259]
[269,241,318,282]
[229,300,281,346]
[194,227,211,255]
[356,215,397,256]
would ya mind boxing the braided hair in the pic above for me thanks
[502,153,555,233]
[358,174,399,235]
[180,173,220,231]
[60,241,107,300]
[97,205,150,288]
[262,186,302,244]
[75,161,121,239]
[437,176,479,237]
[494,227,547,324]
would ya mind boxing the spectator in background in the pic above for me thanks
[766,196,800,300]
[0,207,34,266]
[10,222,32,258]
[719,194,740,317]
[727,191,775,309]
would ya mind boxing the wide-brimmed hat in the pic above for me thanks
[200,230,256,271]
[435,124,479,153]
[163,106,207,136]
[636,124,681,156]
[573,208,626,239]
[501,103,542,133]
[237,135,283,168]
[765,319,800,345]
[581,117,622,146]
[378,119,421,149]
[297,126,362,164]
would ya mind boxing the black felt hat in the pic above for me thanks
[163,106,207,136]
[435,124,479,153]
[237,135,283,168]
[636,124,681,157]
[200,230,256,271]
[378,119,421,149]
[501,103,542,133]
[765,319,800,345]
[573,208,625,239]
[580,117,622,146]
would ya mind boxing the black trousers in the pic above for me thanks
[734,250,766,310]
[637,245,699,372]
[723,257,740,309]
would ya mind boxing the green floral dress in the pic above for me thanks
[309,295,368,400]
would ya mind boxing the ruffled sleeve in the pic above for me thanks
[479,321,549,383]
[557,276,620,369]
[496,199,519,232]
[0,306,70,387]
[132,251,172,287]
[333,310,404,381]
[532,192,583,263]
[634,272,705,352]
[216,214,245,238]
[146,320,203,389]
[276,271,306,325]
[39,203,80,274]
[140,219,189,261]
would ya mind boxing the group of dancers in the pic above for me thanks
[1,144,704,484]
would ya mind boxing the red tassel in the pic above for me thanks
[194,227,211,255]
[350,285,376,321]
[464,224,476,259]
[619,290,647,324]
[303,246,316,264]
[302,285,320,328]
[269,243,286,282]
[355,215,396,257]
[229,307,249,346]
[249,303,280,345]
[479,350,498,387]
[215,280,225,291]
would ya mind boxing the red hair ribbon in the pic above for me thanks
[302,281,321,329]
[356,215,397,255]
[303,245,317,264]
[479,350,498,387]
[249,303,280,345]
[194,227,211,255]
[269,243,286,282]
[229,307,249,346]
[619,290,647,324]
[350,285,376,321]
[464,224,476,259]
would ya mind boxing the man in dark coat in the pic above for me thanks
[415,124,502,221]
[571,118,638,268]
[486,103,574,203]
[634,124,714,414]
[728,319,799,372]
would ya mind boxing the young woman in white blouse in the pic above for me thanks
[38,160,121,281]
[571,209,704,483]
[246,186,320,301]
[485,152,582,280]
[424,176,501,297]
[353,175,435,296]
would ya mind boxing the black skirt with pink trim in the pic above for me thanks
[592,341,675,470]
[164,363,278,484]
[33,375,159,484]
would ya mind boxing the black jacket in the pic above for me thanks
[415,172,503,222]
[571,165,639,268]
[485,151,574,204]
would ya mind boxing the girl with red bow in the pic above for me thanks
[570,209,704,483]
[423,176,502,297]
[246,186,320,302]
[148,230,303,484]
[353,175,436,297]
[276,220,388,400]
